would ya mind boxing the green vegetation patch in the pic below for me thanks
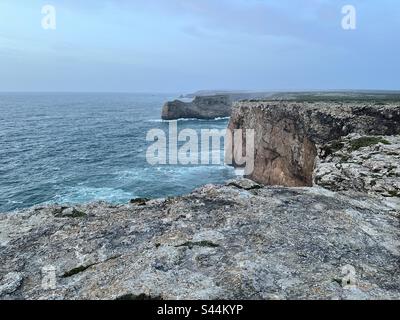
[62,256,122,278]
[176,241,220,249]
[349,137,390,151]
[388,190,400,198]
[53,207,87,218]
[130,198,150,206]
[62,264,95,278]
[69,209,87,218]
[227,181,262,191]
[116,293,163,300]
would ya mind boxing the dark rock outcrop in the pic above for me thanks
[228,101,400,187]
[162,95,232,120]
[1,180,399,300]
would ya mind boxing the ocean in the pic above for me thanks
[0,93,235,213]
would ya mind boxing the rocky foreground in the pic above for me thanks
[1,100,400,300]
[1,179,399,300]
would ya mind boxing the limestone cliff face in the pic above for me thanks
[162,95,232,120]
[228,101,400,187]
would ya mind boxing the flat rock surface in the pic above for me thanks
[1,180,399,300]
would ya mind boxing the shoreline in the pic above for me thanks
[1,178,399,300]
[1,99,400,300]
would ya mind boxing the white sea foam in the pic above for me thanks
[147,117,230,123]
[0,93,236,212]
[53,186,133,204]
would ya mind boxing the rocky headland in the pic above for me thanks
[161,95,232,120]
[1,100,399,300]
[228,101,400,188]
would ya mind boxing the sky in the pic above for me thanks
[0,0,399,93]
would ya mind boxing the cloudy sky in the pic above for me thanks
[0,0,399,92]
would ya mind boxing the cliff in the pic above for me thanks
[161,95,232,120]
[1,100,400,300]
[228,101,400,187]
[1,179,399,300]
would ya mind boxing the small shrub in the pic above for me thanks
[116,293,163,300]
[130,198,150,206]
[388,190,400,197]
[62,264,94,278]
[321,140,344,158]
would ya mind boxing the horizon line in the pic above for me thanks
[1,89,400,95]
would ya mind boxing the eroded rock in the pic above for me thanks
[315,134,400,197]
[0,273,23,296]
[162,95,232,120]
[228,101,400,187]
[1,180,399,300]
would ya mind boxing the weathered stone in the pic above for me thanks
[162,95,232,120]
[1,181,399,300]
[226,178,262,190]
[228,101,400,187]
[130,198,150,206]
[0,273,23,296]
[53,207,87,218]
[315,134,400,197]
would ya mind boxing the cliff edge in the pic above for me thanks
[1,100,400,300]
[228,101,400,188]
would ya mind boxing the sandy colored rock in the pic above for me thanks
[228,101,400,187]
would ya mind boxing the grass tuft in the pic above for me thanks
[176,241,220,249]
[116,293,163,300]
[349,137,390,151]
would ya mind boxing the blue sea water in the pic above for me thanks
[0,93,235,212]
